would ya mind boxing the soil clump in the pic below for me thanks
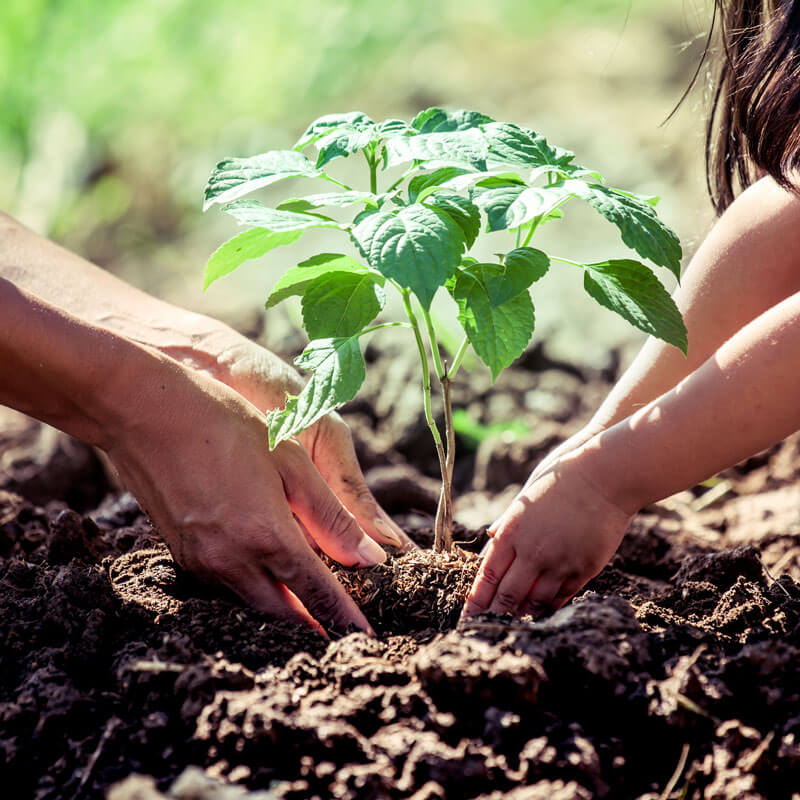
[2,353,800,799]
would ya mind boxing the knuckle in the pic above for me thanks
[303,586,342,625]
[494,591,519,612]
[479,565,502,587]
[320,502,359,540]
[341,474,376,506]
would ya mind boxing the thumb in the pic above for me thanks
[301,416,416,551]
[276,441,388,567]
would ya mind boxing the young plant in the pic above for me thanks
[203,108,686,553]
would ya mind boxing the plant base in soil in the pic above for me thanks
[331,547,480,637]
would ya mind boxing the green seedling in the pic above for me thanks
[203,108,686,552]
[451,410,530,452]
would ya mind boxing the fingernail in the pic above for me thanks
[373,517,403,548]
[357,535,387,566]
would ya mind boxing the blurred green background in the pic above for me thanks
[0,0,714,365]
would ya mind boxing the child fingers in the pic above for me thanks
[519,572,564,618]
[487,560,536,615]
[551,574,587,610]
[462,540,515,616]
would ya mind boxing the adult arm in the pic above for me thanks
[0,214,409,632]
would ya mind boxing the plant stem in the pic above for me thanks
[321,174,354,191]
[421,308,445,380]
[361,321,411,335]
[521,218,540,248]
[447,336,470,380]
[549,255,585,269]
[386,162,419,195]
[401,290,453,552]
[366,150,378,195]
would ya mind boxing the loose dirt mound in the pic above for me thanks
[2,351,800,800]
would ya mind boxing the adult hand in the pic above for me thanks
[104,344,393,635]
[192,327,414,552]
[463,448,632,619]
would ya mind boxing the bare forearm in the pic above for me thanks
[584,290,800,513]
[0,277,150,448]
[0,211,226,368]
[591,177,800,430]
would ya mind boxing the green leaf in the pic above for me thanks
[265,253,368,309]
[204,151,322,210]
[375,118,414,138]
[223,200,344,232]
[301,272,385,338]
[204,228,302,290]
[411,107,495,133]
[384,129,489,170]
[449,266,535,380]
[568,182,682,279]
[266,336,366,448]
[459,250,547,309]
[408,167,472,203]
[315,124,377,168]
[583,259,688,353]
[277,191,377,213]
[483,122,575,171]
[482,247,549,305]
[351,205,465,309]
[294,112,374,150]
[423,192,481,248]
[472,183,575,232]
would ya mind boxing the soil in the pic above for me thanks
[2,344,800,800]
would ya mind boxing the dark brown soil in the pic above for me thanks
[2,349,800,800]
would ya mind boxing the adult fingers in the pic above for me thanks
[304,417,415,551]
[277,441,388,568]
[263,519,375,635]
[223,568,323,633]
[487,560,536,615]
[462,539,515,616]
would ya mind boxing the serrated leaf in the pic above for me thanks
[583,259,687,353]
[408,167,471,203]
[423,192,481,248]
[459,250,547,309]
[294,112,374,150]
[265,253,369,309]
[375,118,414,138]
[277,191,377,213]
[315,125,377,168]
[223,200,343,232]
[204,228,302,290]
[266,336,366,447]
[484,248,549,305]
[483,122,575,171]
[351,205,465,309]
[384,129,489,170]
[473,184,575,232]
[449,267,535,380]
[568,182,682,279]
[411,107,495,133]
[204,151,322,210]
[301,272,384,338]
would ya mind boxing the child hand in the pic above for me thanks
[463,448,633,618]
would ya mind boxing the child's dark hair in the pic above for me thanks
[686,1,800,213]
